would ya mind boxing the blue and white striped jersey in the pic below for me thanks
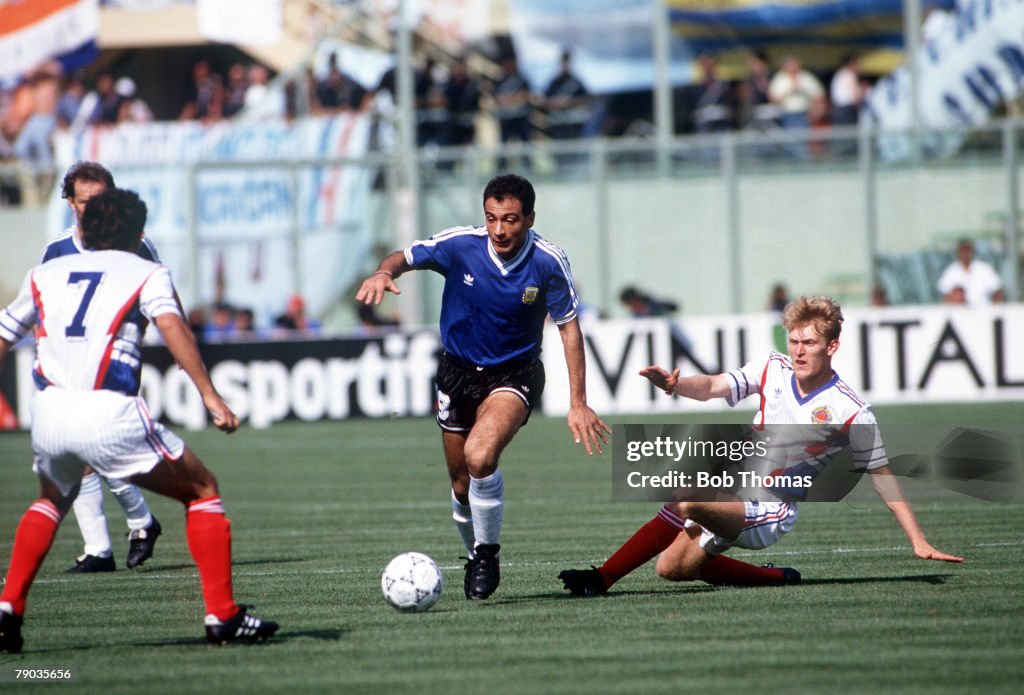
[405,226,578,366]
[41,225,160,264]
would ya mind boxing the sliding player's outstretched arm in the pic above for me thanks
[869,466,964,563]
[154,312,238,433]
[640,366,731,401]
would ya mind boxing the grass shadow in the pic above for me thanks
[132,556,307,573]
[18,629,348,655]
[800,573,954,586]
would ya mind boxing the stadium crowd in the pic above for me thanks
[1,46,900,201]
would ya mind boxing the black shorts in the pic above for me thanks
[434,351,545,432]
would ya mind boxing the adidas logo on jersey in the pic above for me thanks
[463,273,475,286]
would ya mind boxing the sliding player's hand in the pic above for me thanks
[639,365,679,396]
[568,404,611,455]
[914,542,964,563]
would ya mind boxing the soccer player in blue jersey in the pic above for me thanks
[357,173,610,599]
[39,161,162,572]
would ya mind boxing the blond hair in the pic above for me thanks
[781,295,844,342]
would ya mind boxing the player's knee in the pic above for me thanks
[655,555,699,582]
[463,444,498,478]
[666,501,694,518]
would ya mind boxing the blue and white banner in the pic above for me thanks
[0,0,99,85]
[867,0,1024,150]
[507,0,695,94]
[667,0,954,54]
[48,115,374,323]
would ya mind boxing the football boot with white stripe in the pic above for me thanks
[126,516,162,569]
[204,605,279,645]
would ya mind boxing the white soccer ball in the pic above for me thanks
[381,551,443,613]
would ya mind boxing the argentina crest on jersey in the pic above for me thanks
[521,286,539,304]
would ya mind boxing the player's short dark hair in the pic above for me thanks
[61,161,115,200]
[782,295,844,342]
[80,189,147,252]
[483,174,535,217]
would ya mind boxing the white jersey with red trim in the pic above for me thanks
[723,351,887,500]
[0,250,181,395]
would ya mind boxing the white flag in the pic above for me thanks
[196,0,283,46]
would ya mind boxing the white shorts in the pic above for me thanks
[686,499,798,556]
[30,387,185,497]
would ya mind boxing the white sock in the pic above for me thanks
[105,477,152,531]
[468,470,504,548]
[72,472,112,557]
[451,489,475,556]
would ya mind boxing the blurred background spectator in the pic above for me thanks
[936,239,1005,306]
[275,294,322,336]
[315,52,367,114]
[444,56,481,149]
[767,283,791,313]
[691,53,735,134]
[768,55,825,159]
[493,55,533,170]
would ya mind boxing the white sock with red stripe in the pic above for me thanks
[1,500,63,615]
[71,472,113,558]
[451,489,476,556]
[468,470,504,548]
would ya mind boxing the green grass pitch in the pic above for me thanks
[1,403,1022,693]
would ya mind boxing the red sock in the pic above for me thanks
[185,497,237,620]
[697,554,786,585]
[1,500,62,615]
[598,507,686,589]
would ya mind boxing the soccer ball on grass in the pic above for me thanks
[381,552,443,612]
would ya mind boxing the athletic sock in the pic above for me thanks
[697,554,787,585]
[451,489,476,556]
[468,470,504,548]
[71,472,112,557]
[105,477,152,532]
[597,506,686,589]
[0,500,62,615]
[185,496,237,621]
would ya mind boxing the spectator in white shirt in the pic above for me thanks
[937,239,1004,305]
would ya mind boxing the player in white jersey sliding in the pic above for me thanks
[559,295,962,597]
[0,189,277,652]
[43,161,162,573]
